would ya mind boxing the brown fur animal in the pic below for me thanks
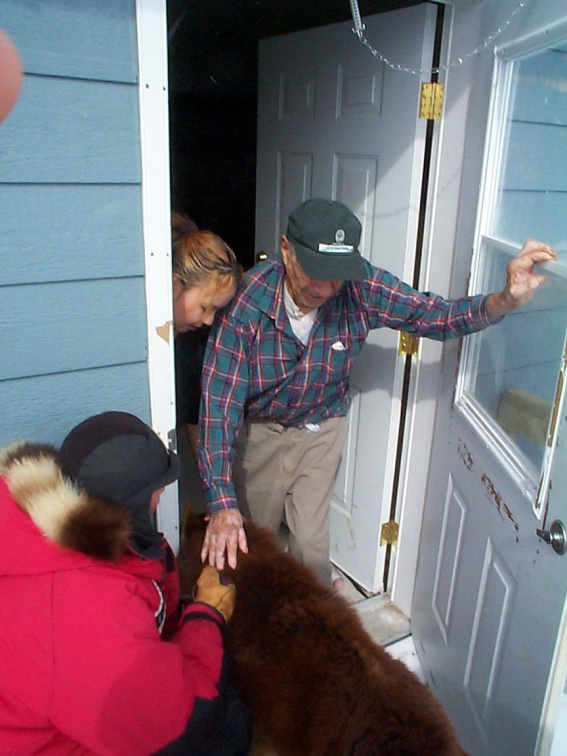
[178,512,469,756]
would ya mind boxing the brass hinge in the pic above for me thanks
[420,82,444,120]
[380,520,399,547]
[398,332,419,356]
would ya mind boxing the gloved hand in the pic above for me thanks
[195,565,236,622]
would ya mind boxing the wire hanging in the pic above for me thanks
[348,0,530,76]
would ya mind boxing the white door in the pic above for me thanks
[412,22,567,755]
[256,3,438,591]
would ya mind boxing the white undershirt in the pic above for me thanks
[283,283,318,345]
[282,283,321,432]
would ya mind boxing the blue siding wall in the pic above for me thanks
[0,0,151,446]
[495,43,567,249]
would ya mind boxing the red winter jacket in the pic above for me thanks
[0,443,226,755]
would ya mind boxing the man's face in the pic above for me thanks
[281,237,343,313]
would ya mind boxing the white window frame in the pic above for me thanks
[455,17,567,520]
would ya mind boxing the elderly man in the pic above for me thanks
[197,198,555,586]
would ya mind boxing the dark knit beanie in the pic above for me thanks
[59,411,180,557]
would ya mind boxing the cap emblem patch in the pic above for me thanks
[318,242,354,254]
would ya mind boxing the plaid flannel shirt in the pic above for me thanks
[198,257,493,513]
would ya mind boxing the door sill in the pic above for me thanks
[354,592,411,647]
[332,566,411,646]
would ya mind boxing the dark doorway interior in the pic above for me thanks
[166,0,423,270]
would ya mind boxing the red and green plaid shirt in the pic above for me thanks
[198,257,493,513]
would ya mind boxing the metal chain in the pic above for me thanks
[348,0,529,76]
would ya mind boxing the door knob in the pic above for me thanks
[536,520,567,555]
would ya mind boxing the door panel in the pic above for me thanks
[413,23,567,755]
[256,3,438,591]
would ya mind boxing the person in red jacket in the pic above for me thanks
[0,411,251,756]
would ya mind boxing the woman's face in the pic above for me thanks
[172,277,236,332]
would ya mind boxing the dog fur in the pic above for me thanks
[178,512,469,756]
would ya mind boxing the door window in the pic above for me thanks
[458,37,567,513]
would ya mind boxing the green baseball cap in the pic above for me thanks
[286,199,365,281]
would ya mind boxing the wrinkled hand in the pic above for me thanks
[201,510,248,571]
[195,565,236,622]
[487,239,556,319]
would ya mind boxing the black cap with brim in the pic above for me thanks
[59,411,180,558]
[287,198,366,281]
[59,411,180,506]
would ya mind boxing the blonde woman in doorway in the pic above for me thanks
[172,212,241,336]
[172,213,242,514]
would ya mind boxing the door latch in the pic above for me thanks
[536,520,567,555]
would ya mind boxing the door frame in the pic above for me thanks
[136,0,179,551]
[144,0,489,592]
[388,0,486,615]
[141,0,527,581]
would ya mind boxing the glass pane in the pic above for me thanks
[491,43,567,254]
[462,39,567,485]
[465,242,567,474]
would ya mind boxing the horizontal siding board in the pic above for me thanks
[0,0,152,451]
[0,76,141,184]
[0,185,144,285]
[475,361,556,421]
[480,304,567,379]
[0,364,151,447]
[0,279,148,380]
[513,49,567,126]
[0,0,137,83]
[494,191,567,251]
[502,121,567,191]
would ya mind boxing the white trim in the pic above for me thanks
[388,1,447,612]
[497,15,567,61]
[389,1,472,616]
[538,604,567,754]
[136,0,179,551]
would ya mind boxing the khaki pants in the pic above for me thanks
[233,416,348,586]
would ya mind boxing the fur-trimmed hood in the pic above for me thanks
[0,442,132,572]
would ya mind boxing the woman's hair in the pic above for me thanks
[171,212,241,291]
[172,211,199,241]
